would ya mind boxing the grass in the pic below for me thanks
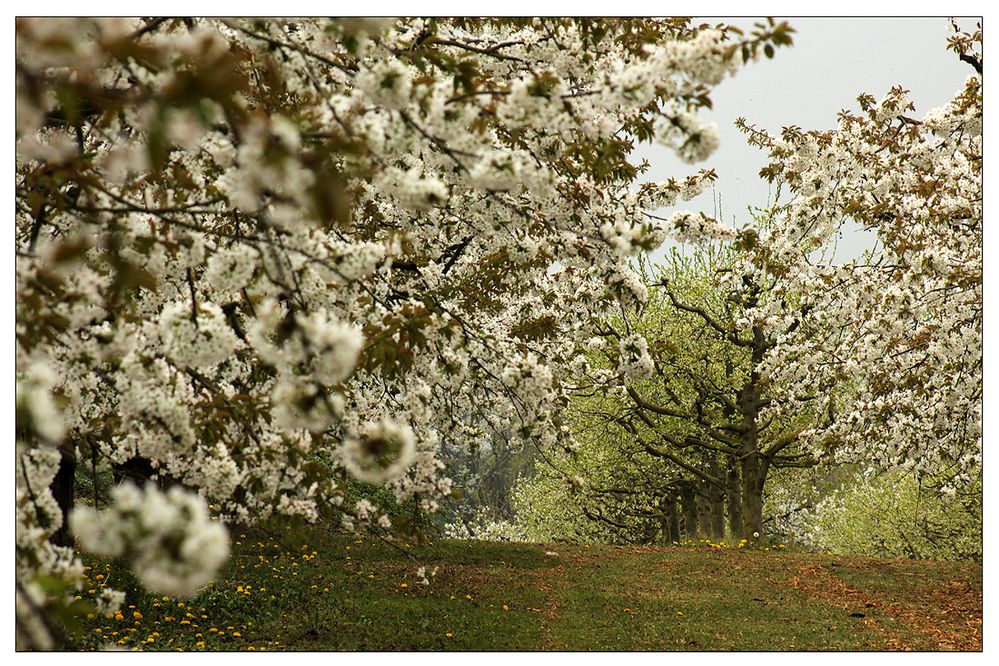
[70,527,982,651]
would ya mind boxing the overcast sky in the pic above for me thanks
[637,16,979,263]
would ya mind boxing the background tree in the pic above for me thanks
[796,465,982,562]
[534,240,843,544]
[438,428,540,537]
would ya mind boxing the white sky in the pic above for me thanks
[637,16,980,263]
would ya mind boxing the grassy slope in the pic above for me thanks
[74,527,982,652]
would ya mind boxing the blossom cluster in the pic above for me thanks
[70,483,230,597]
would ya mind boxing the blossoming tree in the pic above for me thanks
[14,17,793,647]
[734,21,982,493]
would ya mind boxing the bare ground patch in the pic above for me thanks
[789,561,982,651]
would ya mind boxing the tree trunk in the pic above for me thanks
[709,491,726,540]
[736,323,770,543]
[726,463,742,539]
[664,498,681,544]
[707,454,725,539]
[696,488,712,539]
[740,453,765,543]
[679,484,698,540]
[51,448,76,548]
[113,456,156,485]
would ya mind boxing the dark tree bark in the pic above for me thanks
[707,454,726,539]
[726,462,742,538]
[112,456,158,485]
[736,323,768,543]
[739,453,766,542]
[696,487,712,539]
[679,483,698,540]
[50,448,76,548]
[663,497,681,544]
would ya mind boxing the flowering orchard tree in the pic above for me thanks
[14,17,794,647]
[733,22,982,490]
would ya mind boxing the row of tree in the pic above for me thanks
[498,242,829,544]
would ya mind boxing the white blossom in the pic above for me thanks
[70,483,230,597]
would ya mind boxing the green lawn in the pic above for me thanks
[71,527,982,651]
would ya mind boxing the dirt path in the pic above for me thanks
[789,562,982,650]
[520,542,981,651]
